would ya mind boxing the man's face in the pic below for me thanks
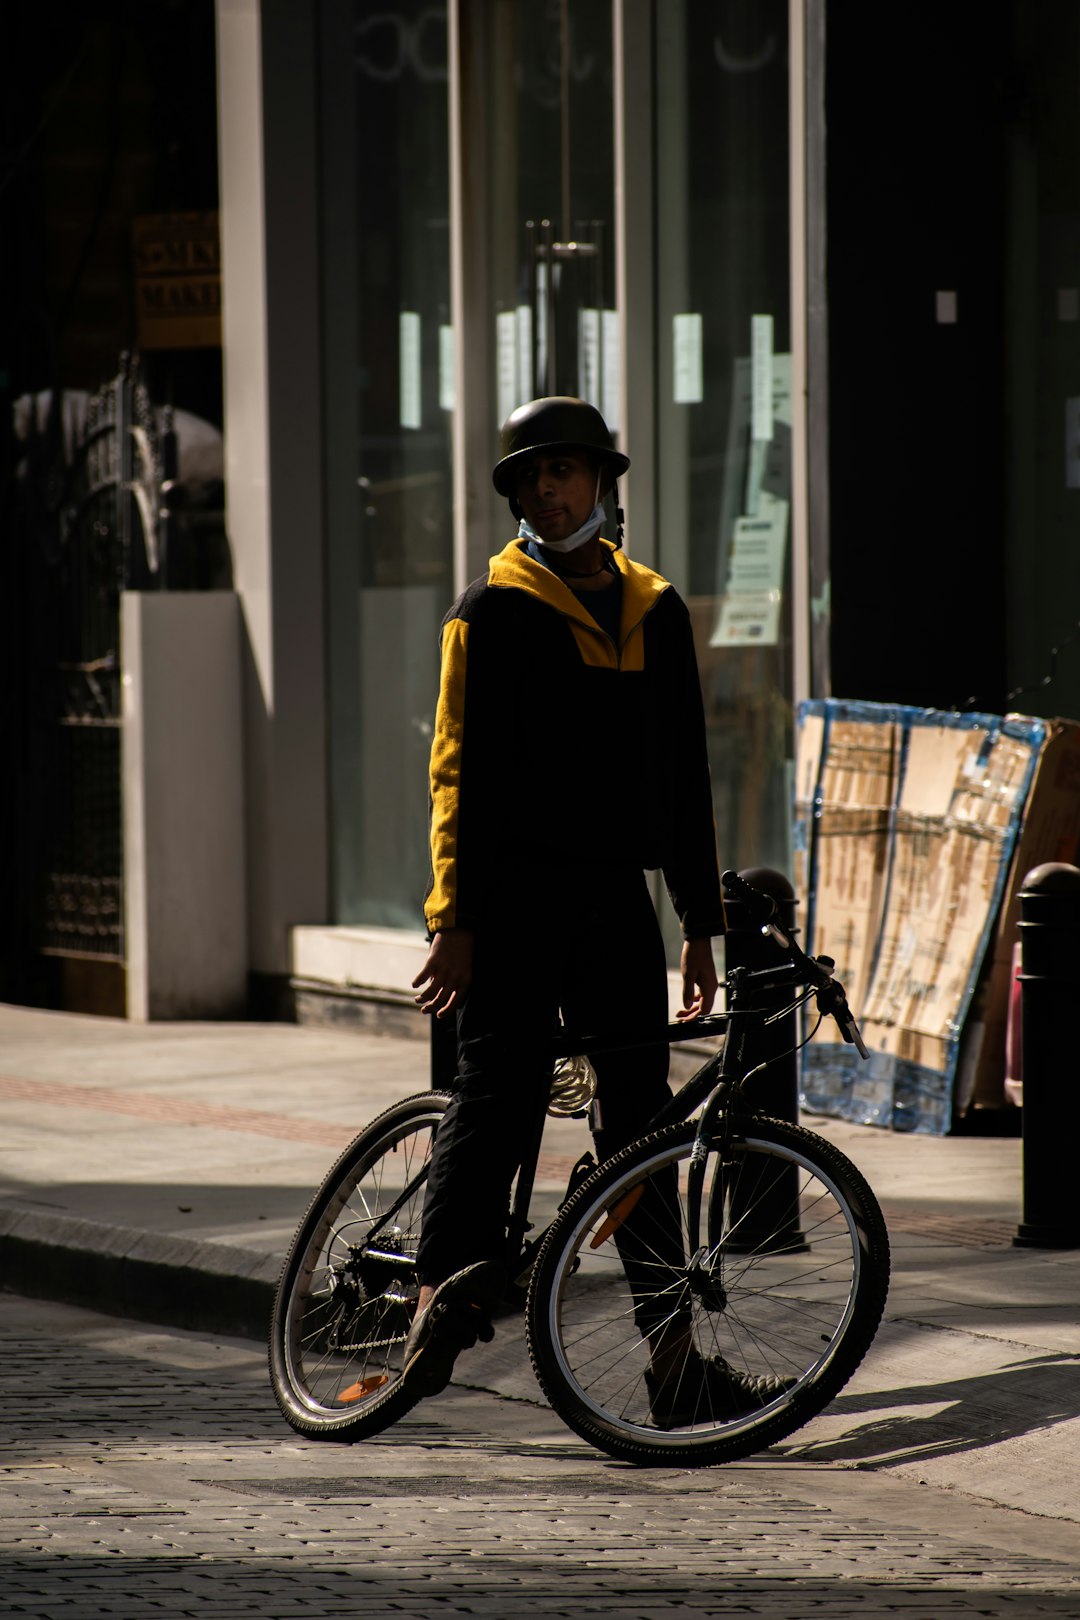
[514,451,601,542]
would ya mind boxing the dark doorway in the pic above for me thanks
[823,3,1008,715]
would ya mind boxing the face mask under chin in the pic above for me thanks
[518,501,606,554]
[517,469,605,553]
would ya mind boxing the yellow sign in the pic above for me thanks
[133,213,221,350]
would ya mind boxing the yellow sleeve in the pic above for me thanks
[425,616,470,933]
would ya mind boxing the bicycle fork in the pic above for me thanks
[682,1008,754,1290]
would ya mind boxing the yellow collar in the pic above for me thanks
[489,537,668,622]
[486,538,670,671]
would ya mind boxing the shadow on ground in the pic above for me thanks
[788,1353,1080,1468]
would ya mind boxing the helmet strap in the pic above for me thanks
[612,480,624,550]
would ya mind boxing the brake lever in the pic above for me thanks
[815,978,870,1060]
[839,1011,871,1061]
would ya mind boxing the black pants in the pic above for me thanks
[417,865,686,1335]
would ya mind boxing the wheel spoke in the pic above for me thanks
[269,1094,448,1438]
[526,1119,889,1464]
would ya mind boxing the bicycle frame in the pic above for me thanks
[512,947,848,1283]
[351,944,854,1298]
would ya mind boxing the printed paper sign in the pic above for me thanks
[496,311,517,427]
[578,309,600,408]
[711,497,788,646]
[751,314,774,442]
[602,310,620,432]
[439,325,455,412]
[399,311,422,430]
[673,313,703,403]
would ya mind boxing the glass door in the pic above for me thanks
[467,0,796,960]
[318,0,799,942]
[481,0,617,543]
[653,0,794,902]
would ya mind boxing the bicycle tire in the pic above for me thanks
[269,1090,451,1440]
[525,1115,889,1466]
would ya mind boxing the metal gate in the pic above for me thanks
[38,353,168,970]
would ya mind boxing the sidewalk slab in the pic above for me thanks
[0,1003,583,1335]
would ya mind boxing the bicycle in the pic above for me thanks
[269,870,889,1466]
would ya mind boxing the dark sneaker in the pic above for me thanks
[645,1352,796,1429]
[399,1260,504,1399]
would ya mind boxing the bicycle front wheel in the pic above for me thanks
[526,1116,889,1466]
[269,1090,450,1440]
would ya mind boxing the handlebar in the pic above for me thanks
[721,870,869,1060]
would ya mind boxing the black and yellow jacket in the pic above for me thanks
[425,537,726,940]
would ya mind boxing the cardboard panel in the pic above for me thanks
[798,702,1044,1133]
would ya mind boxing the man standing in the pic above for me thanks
[407,398,786,1423]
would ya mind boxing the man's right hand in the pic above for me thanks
[412,929,474,1018]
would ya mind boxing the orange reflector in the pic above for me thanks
[590,1184,644,1248]
[336,1374,389,1404]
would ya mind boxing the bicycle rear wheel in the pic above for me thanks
[526,1115,889,1466]
[269,1090,450,1439]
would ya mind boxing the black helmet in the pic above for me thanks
[492,396,630,497]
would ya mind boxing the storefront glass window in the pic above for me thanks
[654,0,793,915]
[320,0,453,928]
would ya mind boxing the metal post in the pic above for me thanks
[722,866,800,1125]
[1014,863,1080,1249]
[721,867,803,1254]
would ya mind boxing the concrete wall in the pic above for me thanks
[122,592,247,1019]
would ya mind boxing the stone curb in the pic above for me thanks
[0,1209,278,1341]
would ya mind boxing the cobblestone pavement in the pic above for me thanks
[4,1297,1080,1619]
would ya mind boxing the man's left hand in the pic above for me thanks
[677,937,719,1020]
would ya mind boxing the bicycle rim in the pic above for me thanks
[269,1092,449,1439]
[526,1117,889,1465]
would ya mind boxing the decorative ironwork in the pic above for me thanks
[38,352,167,963]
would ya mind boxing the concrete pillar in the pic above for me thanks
[122,592,247,1019]
[215,0,329,976]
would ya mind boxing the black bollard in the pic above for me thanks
[721,867,803,1254]
[1014,863,1080,1249]
[722,866,800,1126]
